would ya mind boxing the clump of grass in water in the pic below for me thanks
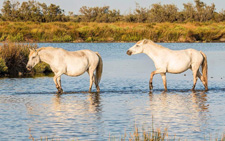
[0,42,52,77]
[0,42,36,76]
[120,126,168,141]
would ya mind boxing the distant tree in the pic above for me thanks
[194,0,215,22]
[0,0,224,23]
[11,1,20,21]
[19,2,30,21]
[123,12,136,22]
[0,0,67,22]
[148,3,178,22]
[214,10,225,22]
[134,3,148,23]
[182,2,195,22]
[47,4,64,22]
[68,11,74,17]
[38,2,48,22]
[1,0,12,20]
[79,6,120,22]
[108,9,121,22]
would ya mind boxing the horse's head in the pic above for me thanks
[126,39,147,55]
[26,49,40,71]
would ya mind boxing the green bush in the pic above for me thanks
[7,33,24,42]
[53,35,73,42]
[0,57,8,75]
[34,62,52,73]
[0,42,53,77]
[0,42,37,76]
[0,34,7,41]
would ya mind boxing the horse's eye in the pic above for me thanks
[136,45,140,47]
[32,56,35,59]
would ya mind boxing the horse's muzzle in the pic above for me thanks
[126,50,132,56]
[26,66,32,71]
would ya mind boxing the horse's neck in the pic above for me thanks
[143,44,168,61]
[38,49,54,65]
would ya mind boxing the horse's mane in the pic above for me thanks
[37,47,56,52]
[141,39,166,49]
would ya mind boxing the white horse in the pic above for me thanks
[26,47,103,93]
[127,39,208,91]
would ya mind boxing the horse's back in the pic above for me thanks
[66,49,100,75]
[185,48,204,63]
[165,49,202,73]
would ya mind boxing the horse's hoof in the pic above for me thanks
[149,85,153,90]
[149,82,153,90]
[57,88,63,94]
[97,88,100,93]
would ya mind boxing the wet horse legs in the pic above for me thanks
[53,74,63,93]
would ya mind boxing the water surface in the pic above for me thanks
[0,43,225,140]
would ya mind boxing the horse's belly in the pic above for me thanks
[65,63,88,76]
[66,68,87,76]
[168,67,189,74]
[167,61,190,74]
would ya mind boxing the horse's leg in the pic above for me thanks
[149,69,166,90]
[88,69,95,92]
[149,71,156,90]
[94,74,100,92]
[87,67,100,92]
[53,76,59,90]
[57,76,63,92]
[53,73,63,93]
[160,73,167,91]
[192,69,198,91]
[197,70,207,90]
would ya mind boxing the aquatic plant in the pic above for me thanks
[0,57,8,75]
[121,126,168,141]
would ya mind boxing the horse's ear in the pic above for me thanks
[29,48,33,52]
[143,39,148,44]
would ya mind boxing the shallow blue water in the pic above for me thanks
[0,43,225,140]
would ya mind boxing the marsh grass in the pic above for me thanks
[0,42,52,77]
[0,22,225,43]
[120,126,168,141]
[120,127,225,141]
[28,126,225,141]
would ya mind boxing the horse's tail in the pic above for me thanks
[95,52,103,86]
[200,51,208,90]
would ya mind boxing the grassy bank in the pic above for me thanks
[0,42,52,77]
[0,22,225,43]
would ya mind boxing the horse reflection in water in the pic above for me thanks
[147,91,209,133]
[127,39,208,91]
[26,47,103,93]
[25,92,102,139]
[53,93,101,114]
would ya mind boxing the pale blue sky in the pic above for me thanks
[0,0,224,14]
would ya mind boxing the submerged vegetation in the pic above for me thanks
[0,42,51,77]
[0,21,225,42]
